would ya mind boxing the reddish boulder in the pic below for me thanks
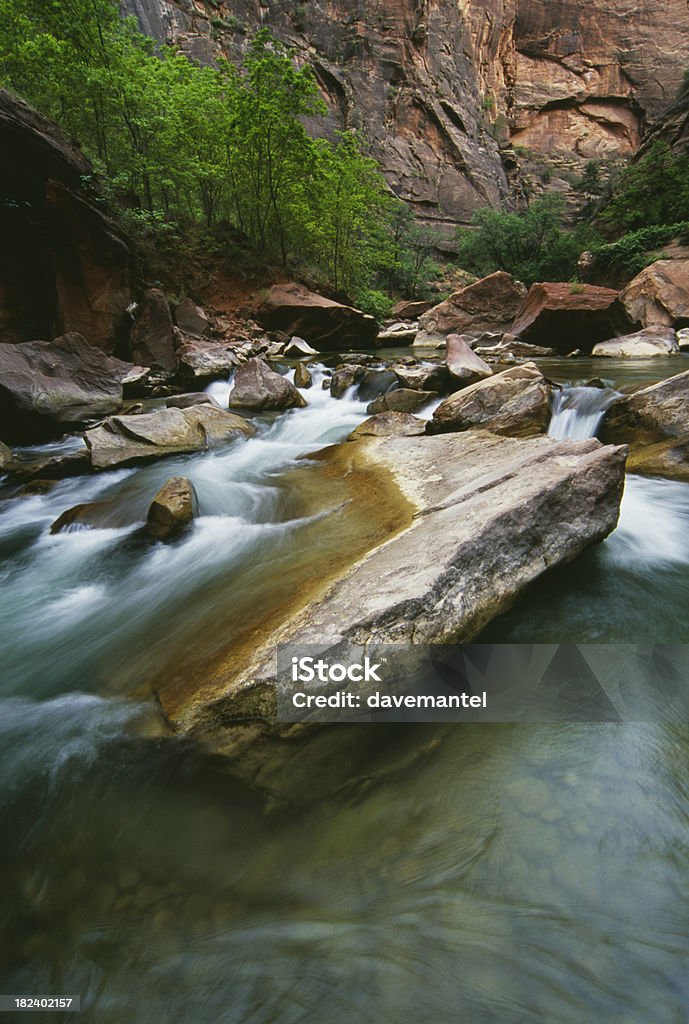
[511,283,635,352]
[390,299,434,319]
[419,272,527,338]
[130,289,177,374]
[255,284,378,350]
[620,260,689,328]
[175,297,210,338]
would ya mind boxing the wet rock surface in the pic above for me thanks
[146,476,198,540]
[429,362,551,438]
[229,357,307,412]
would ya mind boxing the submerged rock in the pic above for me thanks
[0,332,147,441]
[166,393,221,410]
[348,412,427,439]
[85,405,255,469]
[592,326,679,358]
[146,477,198,540]
[256,283,378,350]
[229,357,307,411]
[429,362,550,437]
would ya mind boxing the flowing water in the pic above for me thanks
[2,358,689,1022]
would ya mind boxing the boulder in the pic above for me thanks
[378,324,418,345]
[511,283,635,351]
[476,335,556,359]
[255,283,378,350]
[285,337,318,356]
[621,260,689,328]
[592,326,679,358]
[356,369,399,402]
[331,365,366,398]
[171,431,627,757]
[146,477,198,540]
[679,328,689,351]
[85,405,255,469]
[176,339,241,381]
[229,357,307,411]
[625,435,689,482]
[602,367,689,445]
[49,502,113,534]
[294,363,313,388]
[0,332,145,441]
[445,334,493,383]
[419,272,527,338]
[130,288,177,373]
[175,298,209,337]
[367,389,438,414]
[429,362,551,437]
[392,363,452,392]
[390,299,433,319]
[348,412,426,439]
[166,393,221,410]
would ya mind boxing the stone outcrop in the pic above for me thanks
[162,430,627,775]
[146,477,198,540]
[419,273,527,339]
[592,326,679,358]
[85,405,255,469]
[130,288,177,373]
[620,260,689,328]
[348,412,426,439]
[0,89,131,351]
[511,283,634,351]
[124,1,689,230]
[0,333,147,441]
[256,284,378,350]
[229,357,307,411]
[429,362,550,437]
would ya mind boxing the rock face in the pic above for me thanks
[167,430,627,769]
[620,261,689,328]
[229,357,307,411]
[85,405,255,469]
[592,326,679,358]
[429,362,550,437]
[419,273,527,338]
[146,477,198,540]
[0,90,131,351]
[0,333,146,441]
[445,334,493,383]
[130,289,177,373]
[511,283,634,351]
[125,1,689,231]
[256,284,378,350]
[348,412,426,439]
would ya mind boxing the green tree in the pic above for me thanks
[601,141,689,233]
[456,195,586,285]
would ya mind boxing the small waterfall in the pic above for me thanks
[548,386,619,441]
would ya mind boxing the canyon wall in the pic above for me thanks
[122,0,689,231]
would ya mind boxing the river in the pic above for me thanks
[1,356,689,1022]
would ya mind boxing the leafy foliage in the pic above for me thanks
[455,196,589,286]
[600,141,689,234]
[589,221,689,277]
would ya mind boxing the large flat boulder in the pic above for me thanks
[620,260,689,328]
[419,272,527,339]
[85,405,255,469]
[0,332,147,441]
[255,284,378,350]
[229,357,307,411]
[348,412,426,439]
[592,325,679,358]
[429,362,550,437]
[166,431,627,752]
[511,283,634,351]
